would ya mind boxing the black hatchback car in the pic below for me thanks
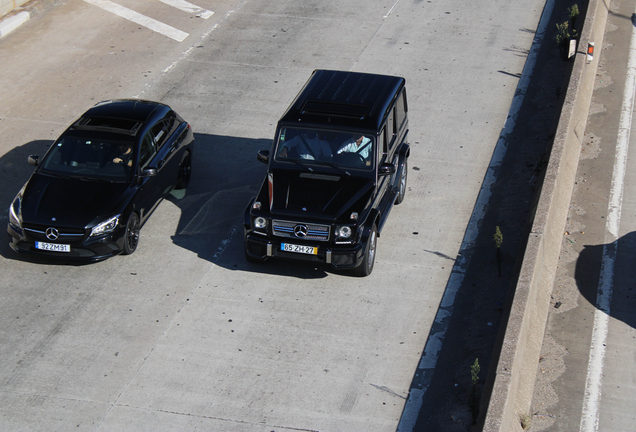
[244,70,410,276]
[7,99,194,261]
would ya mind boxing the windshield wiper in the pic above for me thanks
[282,157,314,172]
[42,171,75,180]
[310,160,351,176]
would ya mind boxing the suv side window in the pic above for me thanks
[396,90,407,132]
[386,107,396,153]
[379,128,387,163]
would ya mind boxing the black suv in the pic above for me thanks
[244,70,410,276]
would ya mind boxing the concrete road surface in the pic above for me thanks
[0,0,547,430]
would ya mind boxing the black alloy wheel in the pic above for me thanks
[176,152,192,189]
[352,224,377,277]
[123,212,140,255]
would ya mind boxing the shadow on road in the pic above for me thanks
[0,133,332,278]
[575,232,636,329]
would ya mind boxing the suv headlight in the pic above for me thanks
[336,226,353,239]
[254,217,267,229]
[90,215,120,237]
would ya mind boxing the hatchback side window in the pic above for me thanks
[151,121,170,149]
[139,133,157,169]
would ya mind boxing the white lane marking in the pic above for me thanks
[157,0,213,19]
[84,0,189,42]
[580,9,636,432]
[396,0,555,430]
[161,22,218,73]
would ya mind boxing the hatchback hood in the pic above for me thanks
[21,173,130,227]
[269,170,373,220]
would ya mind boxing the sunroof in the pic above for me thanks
[73,117,142,135]
[301,101,368,118]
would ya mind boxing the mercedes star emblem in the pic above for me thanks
[293,224,308,238]
[45,227,59,241]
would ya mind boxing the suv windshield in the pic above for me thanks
[275,127,374,171]
[41,135,135,182]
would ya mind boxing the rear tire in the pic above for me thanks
[123,212,140,255]
[352,225,377,277]
[395,159,407,205]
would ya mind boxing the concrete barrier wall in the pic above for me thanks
[482,0,611,430]
[0,0,30,17]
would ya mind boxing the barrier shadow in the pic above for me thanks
[575,232,636,329]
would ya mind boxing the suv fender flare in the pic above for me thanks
[363,209,381,239]
[244,197,256,231]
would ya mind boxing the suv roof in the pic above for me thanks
[70,99,168,136]
[278,70,406,132]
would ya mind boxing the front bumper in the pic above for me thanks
[244,231,365,269]
[8,223,124,262]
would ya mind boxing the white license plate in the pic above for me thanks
[282,243,317,255]
[35,241,71,252]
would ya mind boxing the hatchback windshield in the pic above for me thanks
[41,136,135,182]
[275,128,374,170]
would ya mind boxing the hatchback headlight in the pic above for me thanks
[8,186,25,229]
[90,215,120,237]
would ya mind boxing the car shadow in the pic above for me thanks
[575,232,636,329]
[0,133,334,278]
[165,133,333,279]
[0,139,54,261]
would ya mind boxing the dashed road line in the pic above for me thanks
[83,0,213,42]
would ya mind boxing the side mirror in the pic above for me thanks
[257,150,269,164]
[28,155,39,166]
[379,162,396,176]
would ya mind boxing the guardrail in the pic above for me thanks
[481,0,610,430]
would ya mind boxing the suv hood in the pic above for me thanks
[21,172,130,227]
[269,169,373,220]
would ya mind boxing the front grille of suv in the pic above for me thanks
[272,220,330,242]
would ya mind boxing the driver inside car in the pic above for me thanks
[337,135,372,166]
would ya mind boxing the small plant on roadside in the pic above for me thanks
[494,226,503,276]
[555,4,580,60]
[520,413,532,430]
[569,4,580,35]
[469,358,481,424]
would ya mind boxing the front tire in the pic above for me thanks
[123,212,140,255]
[352,225,377,277]
[176,152,192,189]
